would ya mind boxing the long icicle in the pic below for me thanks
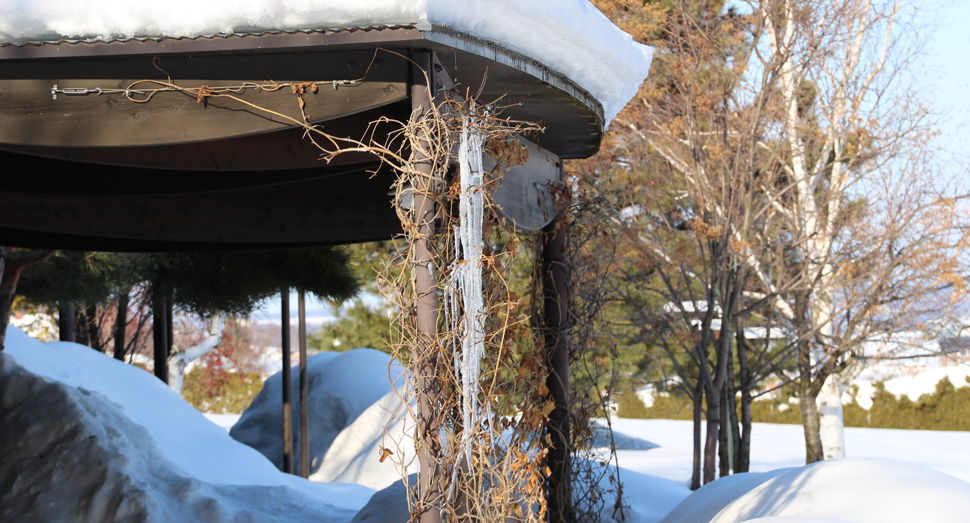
[456,106,486,470]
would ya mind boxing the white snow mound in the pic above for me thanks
[659,457,970,523]
[1,327,374,516]
[231,349,404,480]
[0,349,359,523]
[0,0,652,123]
[312,388,417,490]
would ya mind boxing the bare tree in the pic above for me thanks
[759,0,969,462]
[584,0,800,486]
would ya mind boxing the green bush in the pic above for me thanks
[619,376,970,431]
[617,390,694,420]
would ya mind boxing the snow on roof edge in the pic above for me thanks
[0,1,652,125]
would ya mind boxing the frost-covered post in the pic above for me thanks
[410,50,442,523]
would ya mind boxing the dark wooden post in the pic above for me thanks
[411,50,441,523]
[543,210,572,523]
[59,303,76,343]
[281,288,294,474]
[113,287,129,361]
[151,289,168,383]
[298,289,310,478]
[165,290,174,360]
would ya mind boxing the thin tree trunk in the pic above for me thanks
[728,376,740,474]
[59,303,77,343]
[799,382,824,464]
[691,382,703,490]
[718,381,730,478]
[0,249,54,350]
[75,306,90,346]
[738,387,752,473]
[167,313,225,394]
[0,261,17,351]
[703,388,720,484]
[736,331,752,473]
[85,305,101,351]
[795,292,824,463]
[114,289,129,361]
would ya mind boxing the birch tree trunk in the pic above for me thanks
[817,373,846,459]
[167,313,225,394]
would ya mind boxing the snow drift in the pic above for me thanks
[659,457,970,523]
[231,349,408,486]
[0,0,652,123]
[0,327,373,521]
[311,388,417,490]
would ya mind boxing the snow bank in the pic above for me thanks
[659,458,970,523]
[312,388,417,490]
[0,341,368,522]
[1,327,374,513]
[231,349,404,478]
[349,474,416,523]
[605,465,690,523]
[0,0,652,123]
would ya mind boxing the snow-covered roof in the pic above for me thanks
[0,1,653,123]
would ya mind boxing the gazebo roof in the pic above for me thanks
[0,3,652,252]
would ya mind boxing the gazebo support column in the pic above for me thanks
[59,303,76,343]
[299,289,310,478]
[151,291,169,384]
[281,288,294,475]
[543,211,573,523]
[411,50,442,523]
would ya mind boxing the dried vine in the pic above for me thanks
[110,52,623,522]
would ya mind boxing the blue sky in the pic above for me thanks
[922,1,970,160]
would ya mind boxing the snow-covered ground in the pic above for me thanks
[4,325,970,522]
[603,418,970,487]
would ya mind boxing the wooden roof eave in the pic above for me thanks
[0,26,604,160]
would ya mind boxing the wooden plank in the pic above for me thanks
[0,168,400,245]
[0,78,407,147]
[0,103,409,171]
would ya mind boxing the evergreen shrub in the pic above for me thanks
[620,376,970,431]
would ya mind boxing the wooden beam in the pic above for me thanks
[0,168,401,246]
[0,103,409,171]
[0,78,407,147]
